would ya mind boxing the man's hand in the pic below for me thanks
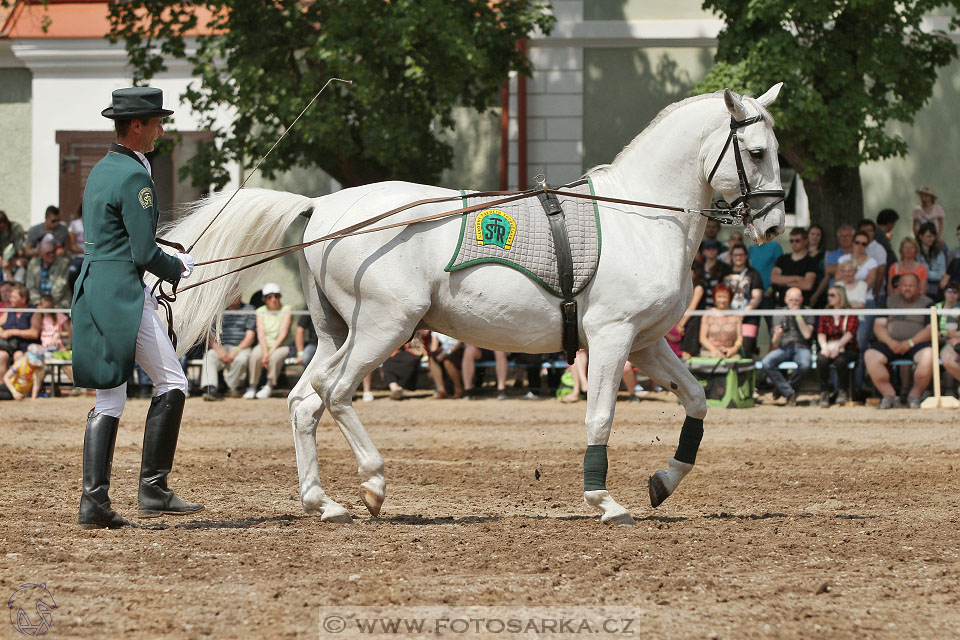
[175,252,195,278]
[723,346,740,358]
[891,340,910,355]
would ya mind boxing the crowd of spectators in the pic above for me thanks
[4,185,960,408]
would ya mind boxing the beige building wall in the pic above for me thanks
[0,68,33,229]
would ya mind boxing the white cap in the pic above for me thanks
[261,282,281,297]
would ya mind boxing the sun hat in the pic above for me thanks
[26,344,44,366]
[916,185,937,200]
[101,87,174,120]
[261,282,282,297]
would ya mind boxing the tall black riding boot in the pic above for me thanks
[138,390,204,517]
[78,412,135,529]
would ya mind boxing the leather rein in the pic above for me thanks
[154,114,784,348]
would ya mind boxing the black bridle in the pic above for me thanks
[704,113,786,228]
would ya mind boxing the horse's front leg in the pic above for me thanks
[630,338,707,508]
[581,330,637,526]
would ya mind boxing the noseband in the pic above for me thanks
[705,114,786,227]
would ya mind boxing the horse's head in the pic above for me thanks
[705,83,786,245]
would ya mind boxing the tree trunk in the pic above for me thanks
[803,165,864,250]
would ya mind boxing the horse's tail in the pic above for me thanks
[159,188,314,355]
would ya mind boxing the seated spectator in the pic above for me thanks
[701,218,725,254]
[426,332,464,399]
[0,344,45,401]
[724,244,763,357]
[949,224,960,264]
[858,218,889,297]
[807,223,828,308]
[561,349,588,403]
[24,205,68,258]
[771,227,818,307]
[380,332,428,400]
[699,283,742,359]
[844,232,880,300]
[816,286,859,407]
[888,237,927,298]
[941,244,960,292]
[864,273,933,409]
[718,231,744,264]
[65,206,85,290]
[36,294,74,386]
[462,346,508,400]
[917,221,947,302]
[665,324,690,360]
[937,281,960,393]
[835,260,867,309]
[203,296,256,400]
[294,313,318,366]
[26,237,71,309]
[244,283,292,399]
[678,261,706,357]
[0,281,12,308]
[761,287,814,405]
[0,284,41,381]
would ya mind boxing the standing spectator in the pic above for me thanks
[0,284,40,381]
[245,283,292,399]
[723,244,763,357]
[816,286,859,407]
[294,313,318,367]
[912,185,944,241]
[864,273,934,409]
[917,221,947,302]
[0,344,45,401]
[761,287,815,406]
[66,205,85,290]
[718,231,744,265]
[26,237,71,309]
[202,296,256,400]
[875,209,900,305]
[701,218,725,253]
[699,283,742,358]
[936,281,960,393]
[888,237,928,297]
[770,227,818,307]
[807,223,829,307]
[0,210,26,272]
[24,205,69,258]
[748,234,783,293]
[824,224,855,283]
[679,261,706,357]
[701,240,731,309]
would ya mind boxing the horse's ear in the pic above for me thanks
[757,82,784,107]
[723,88,747,120]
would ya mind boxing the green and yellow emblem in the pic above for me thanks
[138,187,154,209]
[474,209,517,250]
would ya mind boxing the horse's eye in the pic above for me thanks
[749,149,765,160]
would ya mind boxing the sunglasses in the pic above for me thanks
[854,240,868,246]
[947,288,959,294]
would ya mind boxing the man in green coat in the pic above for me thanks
[72,87,202,529]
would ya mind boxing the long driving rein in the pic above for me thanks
[155,112,784,347]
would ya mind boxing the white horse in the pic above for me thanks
[165,85,786,525]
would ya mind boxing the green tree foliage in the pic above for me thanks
[696,1,960,236]
[107,0,554,189]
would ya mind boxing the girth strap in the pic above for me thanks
[537,183,579,365]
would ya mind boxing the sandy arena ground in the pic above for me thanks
[1,391,958,638]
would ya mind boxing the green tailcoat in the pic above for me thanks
[71,148,182,389]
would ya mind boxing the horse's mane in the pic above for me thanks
[585,90,773,177]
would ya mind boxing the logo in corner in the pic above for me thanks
[8,582,56,636]
[138,187,154,210]
[474,209,517,250]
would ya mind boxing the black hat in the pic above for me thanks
[101,87,174,120]
[701,239,721,250]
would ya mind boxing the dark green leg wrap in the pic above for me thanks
[674,416,704,465]
[583,444,608,491]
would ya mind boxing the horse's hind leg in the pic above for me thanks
[288,359,351,523]
[630,338,707,508]
[287,254,352,522]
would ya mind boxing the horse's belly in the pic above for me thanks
[424,265,564,353]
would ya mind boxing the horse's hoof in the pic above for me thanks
[360,485,383,517]
[648,471,670,508]
[320,507,353,524]
[602,511,636,526]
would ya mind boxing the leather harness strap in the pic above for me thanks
[537,180,580,365]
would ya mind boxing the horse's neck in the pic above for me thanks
[591,100,718,265]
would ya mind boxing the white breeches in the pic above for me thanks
[95,288,188,418]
